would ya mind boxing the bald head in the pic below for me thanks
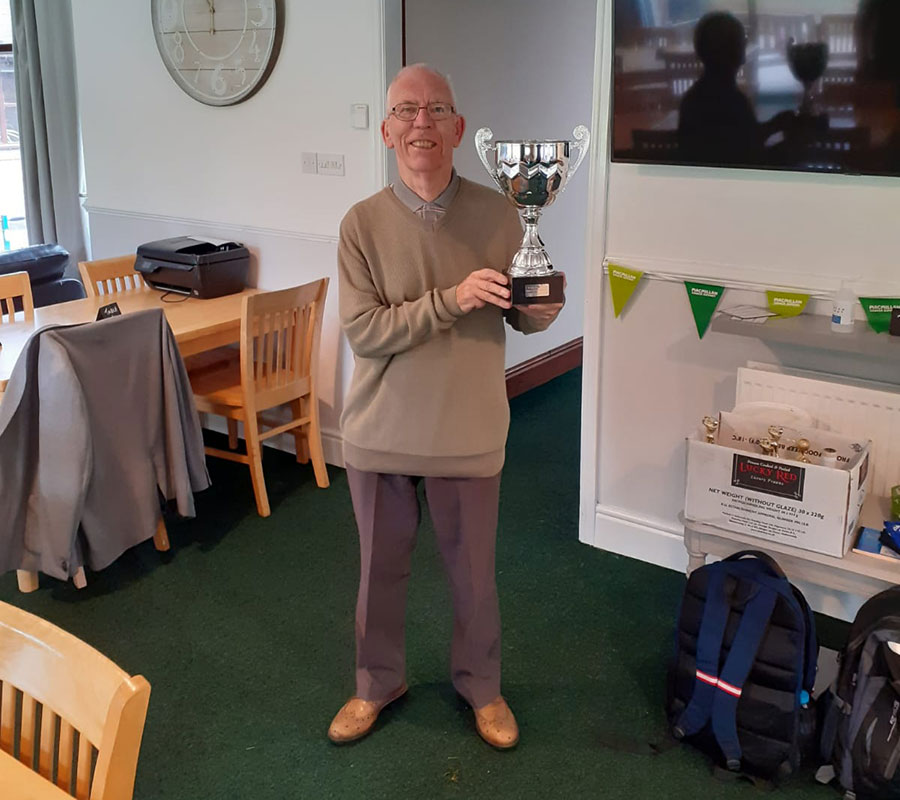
[386,63,457,114]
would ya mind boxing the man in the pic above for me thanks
[329,64,562,749]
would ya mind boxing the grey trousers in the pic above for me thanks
[345,466,502,709]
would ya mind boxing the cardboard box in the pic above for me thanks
[684,420,871,557]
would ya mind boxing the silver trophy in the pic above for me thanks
[475,125,590,304]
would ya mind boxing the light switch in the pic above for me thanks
[351,103,369,129]
[317,153,345,176]
[301,152,318,174]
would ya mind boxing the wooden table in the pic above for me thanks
[1,287,258,594]
[0,750,72,800]
[0,287,258,390]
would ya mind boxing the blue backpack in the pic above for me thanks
[667,550,819,781]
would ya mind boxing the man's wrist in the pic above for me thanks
[443,285,465,317]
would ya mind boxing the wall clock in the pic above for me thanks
[151,0,284,106]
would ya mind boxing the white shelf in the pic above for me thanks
[712,314,900,358]
[683,494,900,599]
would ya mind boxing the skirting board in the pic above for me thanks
[584,505,862,621]
[584,505,687,572]
[506,337,583,399]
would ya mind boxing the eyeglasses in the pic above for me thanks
[389,102,456,121]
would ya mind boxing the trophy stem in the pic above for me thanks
[511,207,553,276]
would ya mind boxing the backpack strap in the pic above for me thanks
[723,550,786,579]
[711,583,778,770]
[674,568,729,740]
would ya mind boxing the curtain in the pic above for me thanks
[10,0,86,271]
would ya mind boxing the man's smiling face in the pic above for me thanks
[382,68,465,187]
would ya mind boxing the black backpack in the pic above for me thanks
[819,586,900,799]
[667,550,819,781]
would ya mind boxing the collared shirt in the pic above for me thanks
[391,169,460,224]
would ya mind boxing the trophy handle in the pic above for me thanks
[566,125,591,183]
[474,127,500,188]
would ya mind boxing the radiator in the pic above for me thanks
[736,364,900,498]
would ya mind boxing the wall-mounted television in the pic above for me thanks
[612,0,900,176]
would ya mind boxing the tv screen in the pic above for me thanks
[612,0,900,176]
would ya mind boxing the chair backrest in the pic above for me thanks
[661,51,702,98]
[820,14,856,56]
[240,278,329,412]
[0,270,34,324]
[0,601,150,800]
[78,256,145,298]
[753,13,817,53]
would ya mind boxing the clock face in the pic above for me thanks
[151,0,283,106]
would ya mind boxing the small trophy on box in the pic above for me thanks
[759,438,778,457]
[701,415,719,444]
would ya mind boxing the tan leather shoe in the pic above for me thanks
[474,696,519,749]
[327,684,407,744]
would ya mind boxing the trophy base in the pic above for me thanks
[510,272,564,305]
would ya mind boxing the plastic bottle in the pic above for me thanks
[831,282,856,332]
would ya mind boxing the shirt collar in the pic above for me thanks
[391,169,460,212]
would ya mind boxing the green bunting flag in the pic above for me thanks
[607,264,644,318]
[766,290,809,317]
[685,281,725,338]
[859,297,900,333]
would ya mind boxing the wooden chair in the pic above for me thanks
[660,51,702,99]
[78,254,235,376]
[78,256,146,297]
[190,279,330,517]
[819,14,857,56]
[753,14,817,54]
[0,274,36,592]
[0,600,150,799]
[0,270,33,452]
[0,270,34,324]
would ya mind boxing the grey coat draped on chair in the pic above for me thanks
[0,308,210,580]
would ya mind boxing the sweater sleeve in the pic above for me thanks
[338,211,465,359]
[505,306,556,334]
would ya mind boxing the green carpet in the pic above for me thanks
[0,368,845,799]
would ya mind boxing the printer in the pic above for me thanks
[134,236,250,298]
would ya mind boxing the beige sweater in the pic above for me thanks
[338,177,551,477]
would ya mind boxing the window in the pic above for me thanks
[0,3,27,251]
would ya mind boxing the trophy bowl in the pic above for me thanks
[476,125,590,304]
[787,39,829,115]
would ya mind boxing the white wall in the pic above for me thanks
[405,0,597,367]
[73,4,386,236]
[582,1,900,620]
[71,1,397,462]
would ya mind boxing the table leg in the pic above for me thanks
[684,528,707,576]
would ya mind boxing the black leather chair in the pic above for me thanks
[0,244,86,307]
